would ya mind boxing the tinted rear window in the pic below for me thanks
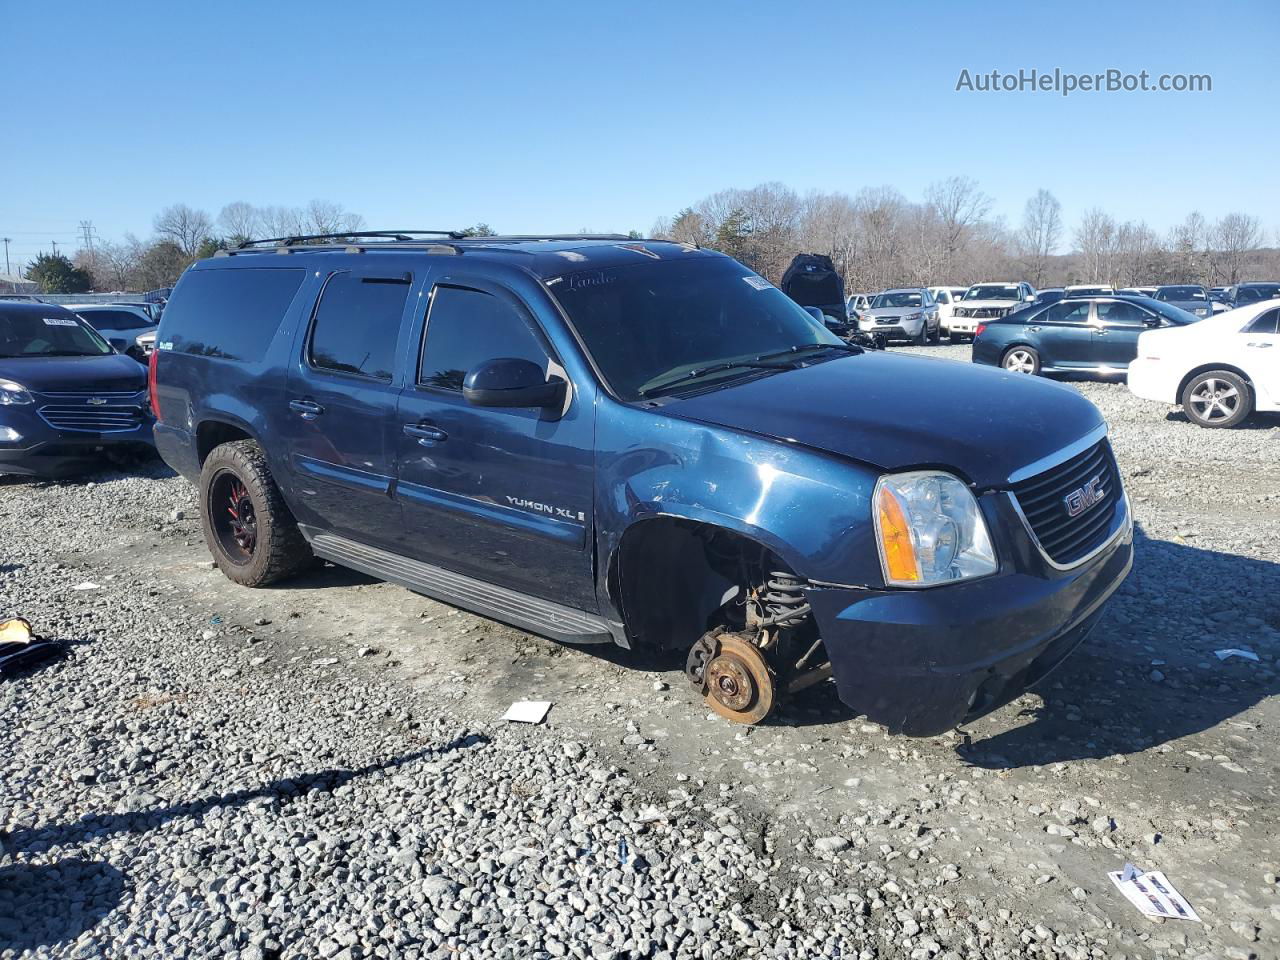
[308,274,411,381]
[161,267,306,361]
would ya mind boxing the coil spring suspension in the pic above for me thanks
[759,571,811,628]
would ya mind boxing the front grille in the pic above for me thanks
[876,316,899,325]
[1011,439,1121,566]
[38,403,145,433]
[39,389,142,400]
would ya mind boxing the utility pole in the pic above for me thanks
[51,241,59,257]
[2,238,10,276]
[79,220,96,257]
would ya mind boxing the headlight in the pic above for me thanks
[0,379,33,405]
[905,312,923,321]
[874,471,997,587]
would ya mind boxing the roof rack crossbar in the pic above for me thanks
[233,230,468,250]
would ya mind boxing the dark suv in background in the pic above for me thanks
[0,301,153,476]
[151,231,1132,735]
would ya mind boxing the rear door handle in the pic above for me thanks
[289,399,325,420]
[1246,341,1273,348]
[403,423,448,445]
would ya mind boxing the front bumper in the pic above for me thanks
[1124,358,1177,404]
[808,494,1134,736]
[859,318,922,340]
[945,317,980,334]
[0,401,154,477]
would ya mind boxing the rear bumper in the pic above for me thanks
[808,497,1134,736]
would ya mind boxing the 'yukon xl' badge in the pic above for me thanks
[1064,476,1105,518]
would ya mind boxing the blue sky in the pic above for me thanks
[5,0,1276,266]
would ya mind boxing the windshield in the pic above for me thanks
[964,285,1019,301]
[1155,286,1206,302]
[0,311,114,358]
[548,256,844,401]
[871,291,923,309]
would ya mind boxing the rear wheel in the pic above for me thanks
[1002,346,1040,375]
[199,439,314,586]
[1181,370,1251,428]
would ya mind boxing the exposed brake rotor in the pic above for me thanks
[691,631,776,725]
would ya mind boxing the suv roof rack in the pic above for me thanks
[233,230,468,249]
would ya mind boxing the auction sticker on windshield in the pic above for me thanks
[743,276,772,291]
[42,317,79,327]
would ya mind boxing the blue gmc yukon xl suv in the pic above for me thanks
[151,232,1133,735]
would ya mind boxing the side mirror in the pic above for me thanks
[1023,294,1036,302]
[463,357,566,409]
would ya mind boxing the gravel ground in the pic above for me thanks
[2,342,1279,960]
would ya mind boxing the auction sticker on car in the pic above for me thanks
[743,276,772,291]
[42,317,80,327]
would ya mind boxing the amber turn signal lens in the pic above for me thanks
[876,485,920,583]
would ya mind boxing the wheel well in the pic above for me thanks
[1176,363,1253,402]
[609,517,788,653]
[196,420,254,465]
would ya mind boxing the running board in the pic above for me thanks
[305,530,617,645]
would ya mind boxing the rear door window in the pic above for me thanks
[308,274,411,381]
[163,267,306,361]
[1243,308,1280,335]
[1095,301,1149,327]
[418,285,548,392]
[80,309,151,330]
[1043,302,1091,324]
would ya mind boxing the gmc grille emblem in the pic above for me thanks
[87,397,108,405]
[1064,476,1105,518]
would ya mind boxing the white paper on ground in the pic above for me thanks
[502,700,552,724]
[71,582,100,591]
[1214,648,1260,662]
[1109,866,1201,922]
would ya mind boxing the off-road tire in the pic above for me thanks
[199,439,314,587]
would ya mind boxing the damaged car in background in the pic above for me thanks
[150,232,1133,736]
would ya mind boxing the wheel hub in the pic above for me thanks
[693,632,776,725]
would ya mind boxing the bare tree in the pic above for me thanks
[1017,189,1062,287]
[218,202,260,243]
[925,176,993,276]
[302,199,365,235]
[1211,212,1263,285]
[153,204,213,258]
[1073,208,1117,283]
[1167,211,1209,286]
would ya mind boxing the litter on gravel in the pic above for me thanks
[71,581,100,591]
[1214,648,1261,662]
[1109,864,1201,922]
[502,700,552,723]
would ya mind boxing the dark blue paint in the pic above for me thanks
[0,306,153,477]
[154,238,1134,736]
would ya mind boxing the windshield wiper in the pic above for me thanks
[639,360,795,398]
[754,342,862,363]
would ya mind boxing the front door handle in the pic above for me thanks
[1246,341,1273,348]
[1028,326,1042,333]
[289,399,325,420]
[403,423,448,445]
[1095,329,1108,336]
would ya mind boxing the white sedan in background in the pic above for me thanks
[1127,302,1280,427]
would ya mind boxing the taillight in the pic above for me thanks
[974,323,987,338]
[148,348,161,423]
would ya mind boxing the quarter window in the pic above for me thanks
[419,285,548,392]
[309,274,411,381]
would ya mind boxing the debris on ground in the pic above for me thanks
[0,618,60,675]
[501,700,552,724]
[1214,648,1261,662]
[1109,864,1201,922]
